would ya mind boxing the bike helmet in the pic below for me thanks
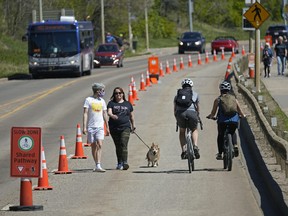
[181,78,193,87]
[219,81,231,91]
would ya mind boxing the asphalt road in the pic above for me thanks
[0,49,264,215]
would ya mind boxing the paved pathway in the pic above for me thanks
[261,62,288,117]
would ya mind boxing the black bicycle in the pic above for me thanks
[207,116,234,171]
[186,128,195,173]
[177,116,203,173]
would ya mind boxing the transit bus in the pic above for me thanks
[26,16,94,78]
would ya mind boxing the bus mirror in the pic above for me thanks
[22,34,28,42]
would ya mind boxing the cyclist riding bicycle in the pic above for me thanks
[206,81,246,160]
[174,78,200,160]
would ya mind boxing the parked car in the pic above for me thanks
[94,43,124,68]
[178,32,206,54]
[266,24,288,44]
[210,36,239,55]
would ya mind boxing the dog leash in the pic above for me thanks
[133,131,150,149]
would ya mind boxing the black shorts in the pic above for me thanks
[175,110,198,130]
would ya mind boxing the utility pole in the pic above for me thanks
[39,0,43,22]
[101,0,105,44]
[145,0,149,51]
[189,0,194,32]
[128,0,133,51]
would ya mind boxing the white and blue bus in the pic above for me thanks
[26,16,94,78]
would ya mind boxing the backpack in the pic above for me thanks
[219,94,237,116]
[175,88,193,108]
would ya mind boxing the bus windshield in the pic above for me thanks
[28,32,78,57]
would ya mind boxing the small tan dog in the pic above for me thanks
[146,143,160,167]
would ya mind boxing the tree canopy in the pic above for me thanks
[0,0,284,41]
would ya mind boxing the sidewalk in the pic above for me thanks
[261,63,288,117]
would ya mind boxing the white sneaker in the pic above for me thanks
[116,163,123,170]
[93,167,106,172]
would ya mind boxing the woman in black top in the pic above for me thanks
[107,87,135,170]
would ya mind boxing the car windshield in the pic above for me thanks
[97,45,118,52]
[182,33,200,39]
[28,32,78,57]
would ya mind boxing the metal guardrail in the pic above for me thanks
[233,57,288,178]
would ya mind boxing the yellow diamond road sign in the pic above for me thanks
[244,2,270,29]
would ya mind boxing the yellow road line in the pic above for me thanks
[0,79,78,119]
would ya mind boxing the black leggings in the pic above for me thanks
[217,122,238,154]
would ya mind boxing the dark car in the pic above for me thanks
[211,36,239,55]
[266,24,288,44]
[178,32,206,54]
[94,43,124,68]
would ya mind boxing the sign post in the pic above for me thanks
[244,1,270,92]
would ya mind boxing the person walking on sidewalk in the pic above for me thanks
[174,78,200,160]
[274,36,287,76]
[262,43,273,78]
[107,87,135,170]
[83,83,109,172]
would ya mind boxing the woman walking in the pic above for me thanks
[107,87,136,170]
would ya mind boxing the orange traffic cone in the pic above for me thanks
[104,123,109,136]
[128,84,135,106]
[227,61,232,70]
[145,70,151,87]
[221,49,225,60]
[241,45,246,56]
[197,52,202,65]
[84,138,91,147]
[9,178,43,211]
[131,79,139,100]
[249,67,255,78]
[72,124,87,159]
[225,68,231,80]
[188,55,193,67]
[231,47,236,58]
[213,49,218,62]
[165,60,171,74]
[179,57,184,70]
[34,146,53,190]
[173,58,178,72]
[54,136,72,174]
[139,73,146,91]
[159,62,164,77]
[205,51,209,64]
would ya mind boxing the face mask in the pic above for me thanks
[99,90,105,97]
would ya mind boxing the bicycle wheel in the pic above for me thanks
[227,133,233,171]
[186,134,194,173]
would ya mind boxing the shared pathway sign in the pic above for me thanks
[10,127,41,178]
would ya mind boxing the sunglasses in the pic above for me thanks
[114,92,123,95]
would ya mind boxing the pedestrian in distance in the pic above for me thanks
[107,87,135,170]
[83,83,110,172]
[105,32,116,43]
[174,78,200,160]
[206,81,246,160]
[262,42,273,78]
[274,36,287,76]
